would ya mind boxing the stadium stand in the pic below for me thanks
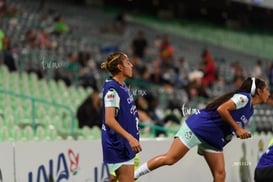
[0,0,273,141]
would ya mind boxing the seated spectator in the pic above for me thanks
[231,75,245,90]
[142,93,167,136]
[53,15,70,35]
[0,29,4,51]
[78,52,99,90]
[3,36,16,72]
[186,68,208,100]
[251,59,263,79]
[158,34,174,67]
[36,29,57,49]
[136,96,155,134]
[66,52,80,86]
[162,100,182,128]
[150,66,165,85]
[76,91,102,129]
[230,61,246,84]
[174,56,190,89]
[39,15,55,33]
[23,29,37,48]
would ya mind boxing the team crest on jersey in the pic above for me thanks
[107,93,115,99]
[240,96,245,103]
[185,131,192,139]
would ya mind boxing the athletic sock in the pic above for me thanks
[134,162,151,179]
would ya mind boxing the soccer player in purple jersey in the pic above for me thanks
[101,52,142,182]
[255,138,273,182]
[135,77,270,182]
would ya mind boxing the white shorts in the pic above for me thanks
[108,158,135,174]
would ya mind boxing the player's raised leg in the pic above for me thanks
[134,137,189,179]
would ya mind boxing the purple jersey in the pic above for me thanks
[101,77,140,163]
[186,92,253,150]
[256,144,273,168]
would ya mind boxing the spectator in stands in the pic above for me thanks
[149,66,165,85]
[130,54,144,80]
[0,29,4,64]
[131,30,148,59]
[53,15,70,35]
[0,29,4,52]
[174,56,190,89]
[251,59,263,79]
[3,36,16,72]
[135,96,156,134]
[66,52,80,86]
[161,65,175,85]
[36,28,56,49]
[77,51,86,67]
[142,92,167,137]
[78,52,99,90]
[158,34,174,67]
[136,95,180,137]
[23,29,37,48]
[76,91,102,129]
[40,15,54,34]
[201,48,217,88]
[187,78,209,100]
[231,76,245,90]
[162,99,182,128]
[186,66,208,101]
[223,61,244,91]
[138,66,151,88]
[231,62,246,83]
[173,67,183,89]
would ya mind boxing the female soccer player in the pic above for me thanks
[254,138,273,182]
[135,77,270,182]
[101,52,142,182]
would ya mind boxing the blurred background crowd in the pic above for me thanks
[1,0,273,140]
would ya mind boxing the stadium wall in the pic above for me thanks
[0,137,271,181]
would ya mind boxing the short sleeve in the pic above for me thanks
[104,88,120,108]
[230,94,249,109]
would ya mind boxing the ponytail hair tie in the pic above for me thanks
[251,77,256,96]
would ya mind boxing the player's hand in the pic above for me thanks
[235,128,251,139]
[128,135,142,153]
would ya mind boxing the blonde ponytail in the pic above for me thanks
[100,61,108,70]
